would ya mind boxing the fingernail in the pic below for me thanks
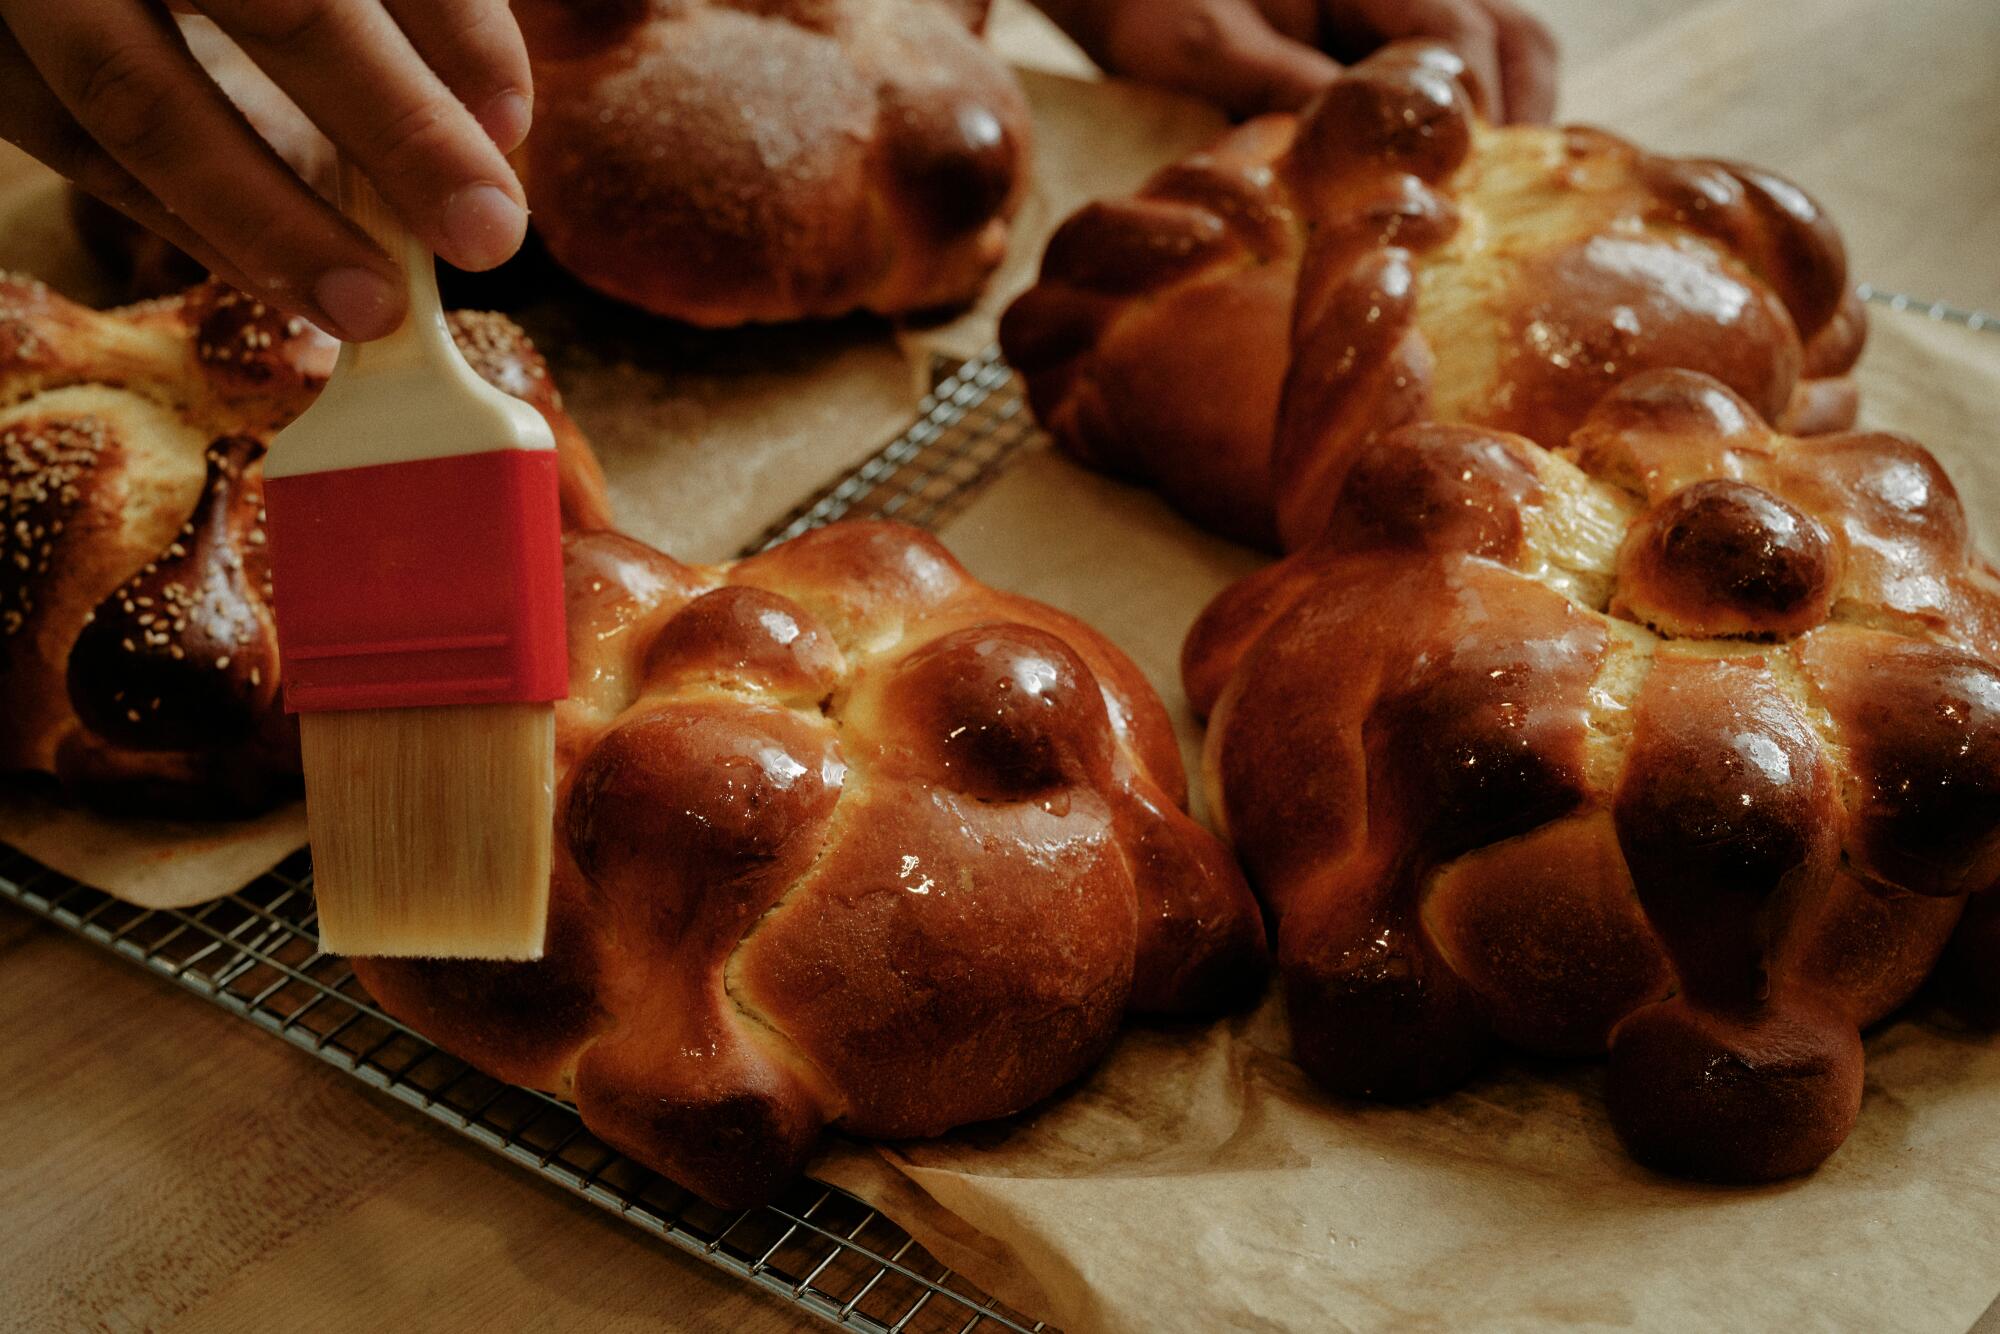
[442,182,528,271]
[314,267,402,341]
[479,90,533,153]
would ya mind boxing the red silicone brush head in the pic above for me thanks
[264,449,567,714]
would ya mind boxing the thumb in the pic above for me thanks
[1101,0,1343,119]
[1201,5,1344,116]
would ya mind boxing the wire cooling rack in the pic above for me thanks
[754,347,1037,551]
[1856,284,1998,334]
[0,344,1051,1334]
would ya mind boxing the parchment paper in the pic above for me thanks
[801,309,2000,1334]
[0,788,307,909]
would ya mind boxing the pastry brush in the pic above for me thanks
[263,160,565,960]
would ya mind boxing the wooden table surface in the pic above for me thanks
[4,2,1997,1331]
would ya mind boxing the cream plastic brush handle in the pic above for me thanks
[329,158,455,380]
[263,159,555,480]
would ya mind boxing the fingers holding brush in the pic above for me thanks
[0,0,534,342]
[193,0,531,269]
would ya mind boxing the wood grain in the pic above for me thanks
[2,1,1995,1331]
[0,930,803,1333]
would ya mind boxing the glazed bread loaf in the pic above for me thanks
[0,275,611,817]
[355,521,1268,1206]
[515,0,1031,325]
[1182,369,2000,1181]
[1003,43,1865,549]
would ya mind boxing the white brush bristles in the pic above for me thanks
[301,702,555,960]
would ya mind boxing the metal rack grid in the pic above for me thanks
[2,287,1993,1330]
[0,346,1051,1334]
[1856,284,1998,334]
[754,347,1039,552]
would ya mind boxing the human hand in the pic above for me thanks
[1033,0,1558,123]
[0,1,534,341]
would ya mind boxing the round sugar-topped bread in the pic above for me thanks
[514,0,1030,325]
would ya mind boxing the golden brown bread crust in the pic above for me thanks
[514,0,1030,326]
[1003,43,1864,550]
[354,521,1268,1207]
[1181,369,1997,1182]
[0,274,612,817]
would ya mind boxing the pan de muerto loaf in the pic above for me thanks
[0,274,610,817]
[355,521,1268,1207]
[1002,43,1865,549]
[1182,369,2000,1182]
[514,0,1031,325]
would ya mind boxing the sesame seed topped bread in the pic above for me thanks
[0,275,610,817]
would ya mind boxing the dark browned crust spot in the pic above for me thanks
[1616,480,1837,638]
[67,436,278,752]
[1608,999,1861,1183]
